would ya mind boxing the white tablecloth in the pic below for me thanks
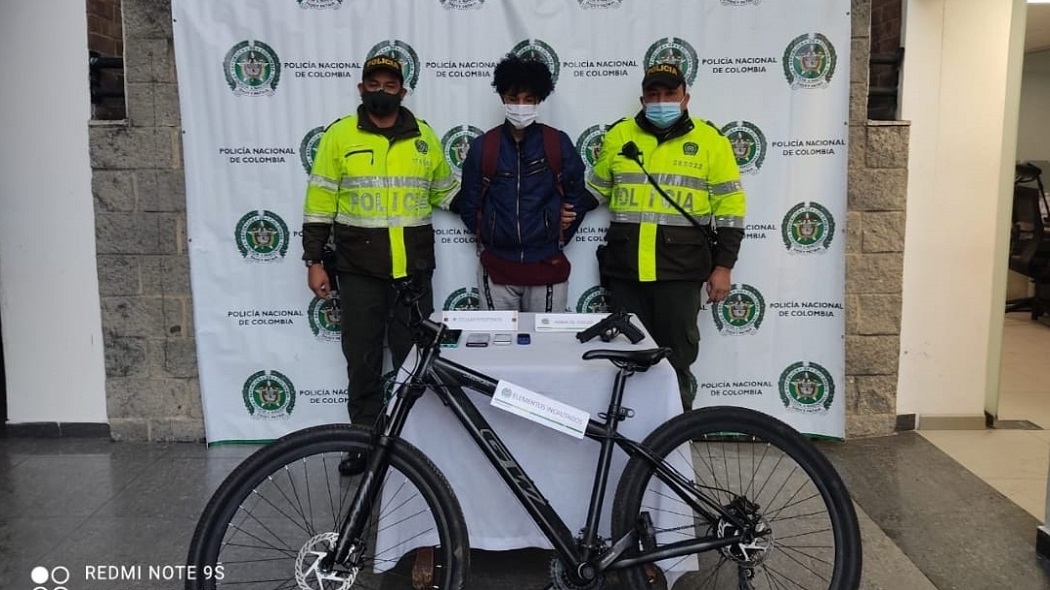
[377,313,682,555]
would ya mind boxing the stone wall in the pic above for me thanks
[845,0,908,437]
[91,0,906,440]
[90,0,201,441]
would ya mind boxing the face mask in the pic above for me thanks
[505,104,538,130]
[362,90,401,117]
[644,101,682,128]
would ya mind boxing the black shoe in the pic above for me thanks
[338,451,368,476]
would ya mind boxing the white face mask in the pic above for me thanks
[505,103,538,129]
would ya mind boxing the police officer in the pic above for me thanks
[587,62,746,411]
[302,55,459,474]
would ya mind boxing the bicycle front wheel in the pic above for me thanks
[612,407,861,590]
[186,424,469,590]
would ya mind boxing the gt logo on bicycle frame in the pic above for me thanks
[479,428,547,506]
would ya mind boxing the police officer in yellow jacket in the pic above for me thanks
[302,55,458,473]
[587,62,746,411]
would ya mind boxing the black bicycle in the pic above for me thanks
[186,279,862,590]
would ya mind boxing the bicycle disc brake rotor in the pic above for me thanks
[294,532,357,590]
[716,498,775,566]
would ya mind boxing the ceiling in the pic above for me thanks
[1027,4,1050,53]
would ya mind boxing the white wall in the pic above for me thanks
[0,1,108,422]
[897,0,1026,420]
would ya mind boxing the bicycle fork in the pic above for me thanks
[325,378,428,571]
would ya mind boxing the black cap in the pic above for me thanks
[362,55,404,83]
[642,62,685,89]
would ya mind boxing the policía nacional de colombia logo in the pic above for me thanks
[236,210,290,262]
[243,370,297,418]
[645,37,699,87]
[297,0,343,8]
[440,0,484,8]
[511,39,561,86]
[444,287,480,311]
[224,40,281,96]
[442,125,484,175]
[720,121,767,175]
[299,126,325,174]
[366,40,421,91]
[712,284,766,335]
[576,124,610,169]
[779,361,835,414]
[308,297,341,342]
[576,286,613,313]
[782,201,835,254]
[783,33,837,90]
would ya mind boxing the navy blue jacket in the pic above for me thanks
[458,122,598,263]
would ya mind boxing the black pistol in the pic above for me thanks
[576,310,645,344]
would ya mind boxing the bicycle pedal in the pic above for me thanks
[411,546,434,590]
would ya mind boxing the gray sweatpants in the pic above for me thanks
[476,263,569,313]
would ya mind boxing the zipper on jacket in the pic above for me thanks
[516,140,524,262]
[344,149,374,165]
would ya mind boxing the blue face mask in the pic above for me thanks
[645,101,682,128]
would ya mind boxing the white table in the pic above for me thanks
[376,313,690,576]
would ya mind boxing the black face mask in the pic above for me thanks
[362,90,401,117]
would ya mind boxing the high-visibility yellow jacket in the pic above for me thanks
[587,112,746,282]
[302,107,459,279]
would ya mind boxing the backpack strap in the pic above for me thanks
[476,127,502,241]
[540,124,567,244]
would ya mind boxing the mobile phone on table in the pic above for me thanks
[439,329,462,348]
[465,333,491,347]
[493,333,512,346]
[517,333,531,345]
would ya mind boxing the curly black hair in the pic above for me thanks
[492,53,554,101]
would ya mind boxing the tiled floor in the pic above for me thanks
[919,312,1050,521]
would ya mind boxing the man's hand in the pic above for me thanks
[308,264,331,299]
[706,266,731,303]
[560,202,576,230]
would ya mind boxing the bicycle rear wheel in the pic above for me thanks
[612,407,861,590]
[186,424,469,590]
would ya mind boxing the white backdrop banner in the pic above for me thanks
[172,0,850,443]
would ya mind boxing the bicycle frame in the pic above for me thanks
[330,317,753,584]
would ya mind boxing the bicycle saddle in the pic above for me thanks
[581,347,671,371]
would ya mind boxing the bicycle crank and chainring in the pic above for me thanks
[294,532,357,590]
[548,556,606,590]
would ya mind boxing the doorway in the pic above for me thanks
[997,2,1050,429]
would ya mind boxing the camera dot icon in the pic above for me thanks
[31,565,69,589]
